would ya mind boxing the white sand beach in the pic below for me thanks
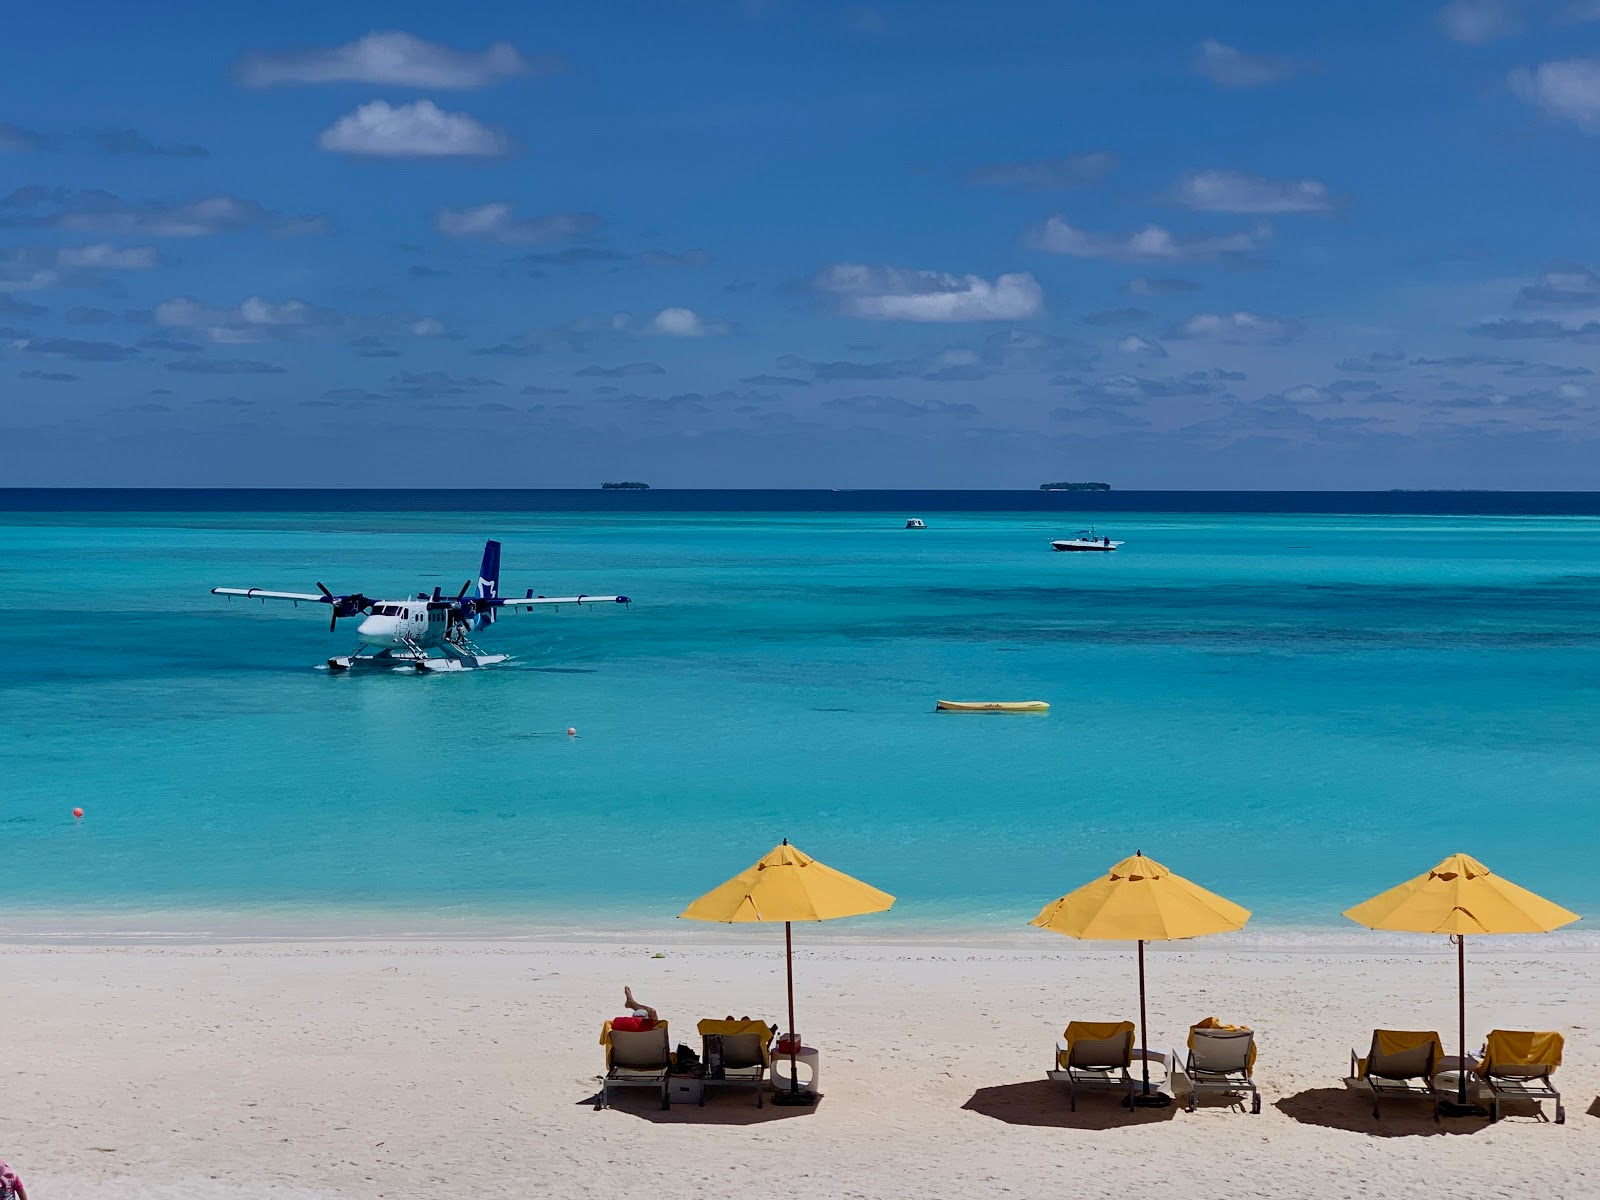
[2,936,1595,1199]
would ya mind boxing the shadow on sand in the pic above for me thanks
[962,1079,1177,1129]
[582,1089,821,1125]
[1275,1088,1487,1137]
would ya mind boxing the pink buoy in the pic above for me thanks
[567,727,578,737]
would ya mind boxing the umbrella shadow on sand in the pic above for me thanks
[1275,1088,1488,1137]
[580,1089,820,1125]
[962,1080,1177,1130]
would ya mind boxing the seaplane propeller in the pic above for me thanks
[454,579,484,623]
[315,582,375,632]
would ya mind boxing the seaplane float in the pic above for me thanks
[211,540,629,672]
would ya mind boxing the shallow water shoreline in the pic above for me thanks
[1,909,1595,953]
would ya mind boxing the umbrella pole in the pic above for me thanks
[1457,934,1467,1106]
[772,918,816,1105]
[1138,938,1151,1096]
[786,920,798,1092]
[1437,933,1484,1116]
[1128,937,1170,1108]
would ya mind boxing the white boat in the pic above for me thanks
[905,518,926,529]
[1051,528,1123,552]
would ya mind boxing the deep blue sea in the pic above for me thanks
[2,490,1597,939]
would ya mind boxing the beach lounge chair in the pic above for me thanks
[1477,1030,1565,1124]
[1185,1018,1260,1114]
[598,1020,673,1110]
[1047,1020,1137,1111]
[1347,1030,1445,1120]
[698,1018,775,1108]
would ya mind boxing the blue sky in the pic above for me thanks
[6,0,1600,488]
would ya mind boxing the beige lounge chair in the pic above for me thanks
[598,1021,672,1110]
[699,1018,775,1108]
[1347,1030,1445,1120]
[1186,1020,1260,1114]
[1477,1030,1565,1124]
[1047,1020,1137,1111]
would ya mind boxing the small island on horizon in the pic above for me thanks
[600,481,651,490]
[1039,481,1111,492]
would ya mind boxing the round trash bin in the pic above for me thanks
[770,1046,820,1093]
[1433,1057,1483,1110]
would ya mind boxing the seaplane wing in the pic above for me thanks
[494,594,630,611]
[212,588,331,604]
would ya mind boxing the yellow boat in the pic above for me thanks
[935,700,1050,713]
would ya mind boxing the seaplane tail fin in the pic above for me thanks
[475,540,501,630]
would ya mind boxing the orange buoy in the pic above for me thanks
[72,807,84,818]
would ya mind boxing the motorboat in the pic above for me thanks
[1051,528,1122,552]
[905,518,927,529]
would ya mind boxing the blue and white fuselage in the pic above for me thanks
[211,539,630,672]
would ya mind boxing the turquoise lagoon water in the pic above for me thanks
[3,498,1599,939]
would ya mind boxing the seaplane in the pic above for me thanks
[211,540,630,672]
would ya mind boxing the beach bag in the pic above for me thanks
[675,1043,701,1071]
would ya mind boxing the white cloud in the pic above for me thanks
[0,188,330,238]
[813,264,1044,322]
[1510,57,1600,130]
[966,152,1117,191]
[317,100,510,159]
[1125,276,1200,296]
[433,202,601,244]
[1518,264,1600,306]
[1276,384,1341,405]
[1030,215,1270,262]
[57,243,158,269]
[645,307,729,336]
[1168,169,1336,214]
[235,30,555,89]
[0,122,45,152]
[411,317,446,337]
[1171,310,1304,345]
[1191,39,1307,89]
[1438,0,1522,43]
[1116,334,1168,357]
[155,295,340,343]
[0,269,59,292]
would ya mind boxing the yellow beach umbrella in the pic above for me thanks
[681,839,894,1104]
[1344,852,1578,1109]
[1031,851,1250,1104]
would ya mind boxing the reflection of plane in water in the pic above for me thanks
[212,540,630,672]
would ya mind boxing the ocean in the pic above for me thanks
[2,490,1597,940]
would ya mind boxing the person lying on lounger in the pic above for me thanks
[609,985,659,1031]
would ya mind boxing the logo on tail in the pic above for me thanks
[475,539,501,630]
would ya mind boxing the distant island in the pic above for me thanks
[601,481,650,490]
[1039,481,1110,492]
